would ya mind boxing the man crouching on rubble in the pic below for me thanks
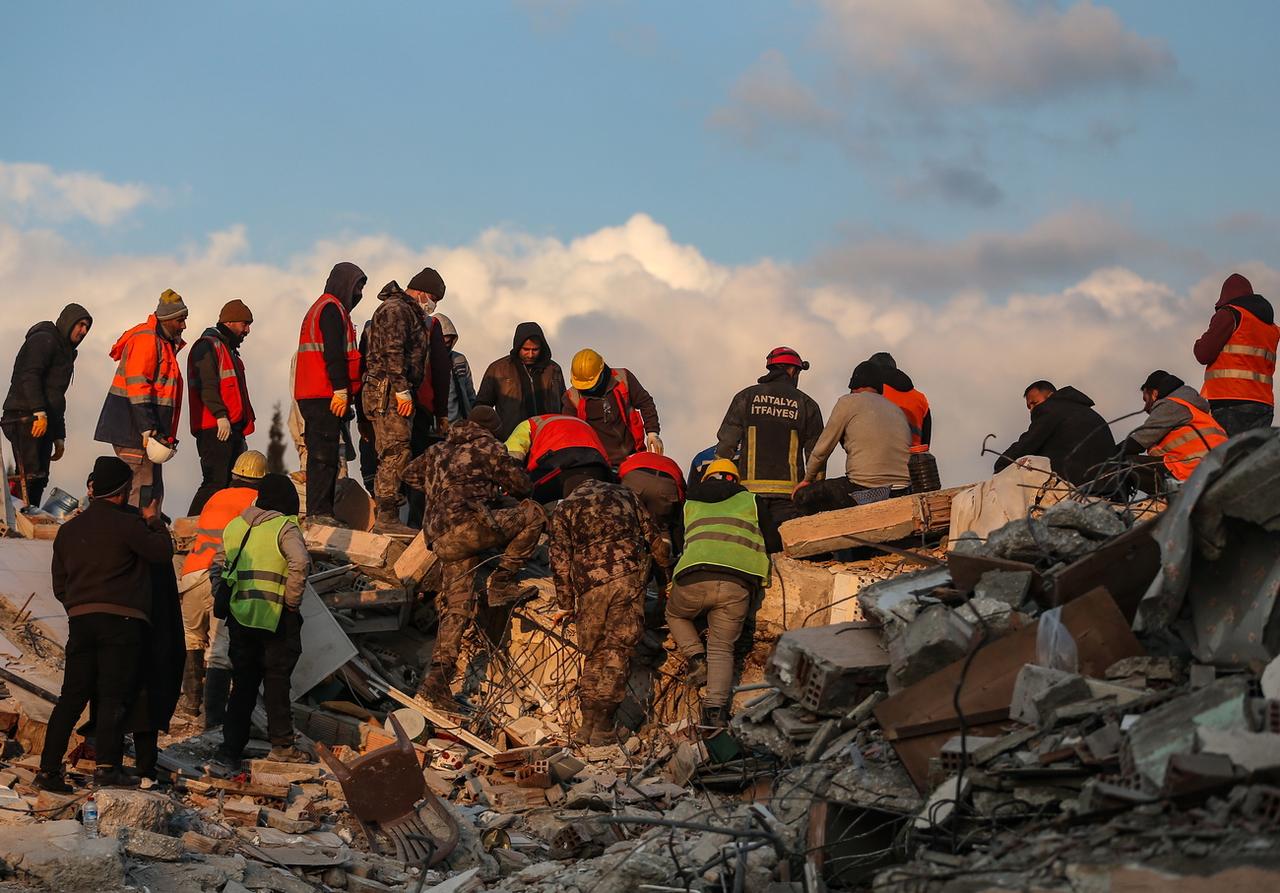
[214,473,312,766]
[403,405,546,710]
[548,468,673,746]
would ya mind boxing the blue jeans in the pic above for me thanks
[1210,401,1274,437]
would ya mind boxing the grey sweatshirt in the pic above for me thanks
[805,391,911,488]
[210,505,310,609]
[1127,385,1212,451]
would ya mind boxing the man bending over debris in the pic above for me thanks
[548,470,673,745]
[215,473,312,766]
[403,406,546,710]
[1120,370,1228,495]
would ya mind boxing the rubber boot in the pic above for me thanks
[416,663,456,710]
[373,499,415,536]
[203,666,231,729]
[177,650,205,716]
[571,703,603,746]
[587,702,622,747]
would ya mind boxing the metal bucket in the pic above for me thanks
[41,487,82,520]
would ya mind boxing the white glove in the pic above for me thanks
[646,433,664,455]
[52,439,65,462]
[216,417,232,441]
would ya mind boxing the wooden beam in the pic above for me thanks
[321,587,411,611]
[779,487,965,558]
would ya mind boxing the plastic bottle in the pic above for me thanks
[82,795,98,837]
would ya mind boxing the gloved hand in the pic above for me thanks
[215,417,232,441]
[646,433,663,455]
[31,412,47,438]
[436,416,449,435]
[394,391,413,417]
[330,389,348,417]
[52,439,65,462]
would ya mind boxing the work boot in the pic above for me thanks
[700,704,727,735]
[587,703,623,747]
[268,744,312,764]
[571,703,604,746]
[32,770,72,794]
[94,766,140,789]
[416,664,457,711]
[685,654,708,689]
[485,567,537,606]
[373,500,416,536]
[177,650,205,716]
[211,746,242,773]
[203,666,231,729]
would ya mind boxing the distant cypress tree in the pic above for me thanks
[267,402,287,474]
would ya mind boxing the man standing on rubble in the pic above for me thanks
[215,473,312,766]
[715,347,823,551]
[563,348,662,467]
[402,406,546,710]
[666,459,769,732]
[95,289,188,512]
[186,300,256,515]
[506,413,612,502]
[994,381,1116,489]
[1120,370,1227,494]
[548,472,673,745]
[295,262,365,526]
[2,303,93,507]
[435,313,476,422]
[475,322,566,440]
[794,361,911,515]
[176,450,267,727]
[1194,272,1278,435]
[35,456,174,792]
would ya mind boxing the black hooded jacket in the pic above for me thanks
[3,303,93,440]
[318,262,366,392]
[994,386,1116,486]
[475,322,567,440]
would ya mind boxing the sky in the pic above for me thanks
[2,1,1278,512]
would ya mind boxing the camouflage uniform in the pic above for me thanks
[404,420,546,687]
[362,282,429,506]
[548,479,672,706]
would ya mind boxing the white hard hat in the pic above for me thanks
[146,437,176,465]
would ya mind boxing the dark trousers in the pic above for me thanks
[41,614,143,773]
[405,411,442,528]
[2,421,53,506]
[1210,400,1274,437]
[222,611,303,757]
[300,398,341,518]
[794,478,910,516]
[188,429,247,515]
[757,496,801,554]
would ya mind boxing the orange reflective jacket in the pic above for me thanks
[883,386,930,449]
[1148,397,1228,481]
[1202,307,1278,405]
[189,334,255,436]
[181,486,258,575]
[295,294,361,400]
[101,315,185,441]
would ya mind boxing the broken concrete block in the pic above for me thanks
[1085,722,1122,760]
[547,753,585,784]
[766,622,889,715]
[1040,500,1127,540]
[889,605,975,688]
[121,827,184,862]
[1009,665,1092,727]
[912,775,969,830]
[955,596,1017,635]
[1196,727,1280,773]
[974,569,1033,608]
[1126,677,1251,788]
[94,788,174,837]
[249,758,323,787]
[0,819,124,891]
[304,524,401,574]
[1106,656,1178,682]
[394,531,439,588]
[221,797,262,827]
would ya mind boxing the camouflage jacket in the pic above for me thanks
[362,281,429,413]
[548,479,673,609]
[403,419,533,543]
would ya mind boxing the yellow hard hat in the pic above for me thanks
[231,450,268,480]
[570,348,605,391]
[702,459,740,482]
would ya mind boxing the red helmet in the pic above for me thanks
[766,346,810,370]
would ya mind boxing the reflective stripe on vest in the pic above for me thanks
[883,386,930,448]
[673,490,770,581]
[295,294,362,400]
[181,487,259,575]
[222,513,294,632]
[107,318,184,436]
[1148,397,1228,481]
[189,335,256,436]
[744,426,800,496]
[1202,307,1279,406]
[567,368,647,455]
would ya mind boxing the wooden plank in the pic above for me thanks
[874,586,1144,791]
[780,488,965,558]
[303,525,395,569]
[394,531,438,588]
[349,658,497,757]
[321,587,410,611]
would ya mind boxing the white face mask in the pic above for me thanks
[420,297,437,314]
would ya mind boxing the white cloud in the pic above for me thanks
[0,161,153,226]
[0,212,1262,514]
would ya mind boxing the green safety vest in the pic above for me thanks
[222,514,294,632]
[674,490,771,581]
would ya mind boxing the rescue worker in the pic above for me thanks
[475,322,565,440]
[506,413,612,503]
[175,450,266,727]
[714,347,823,552]
[1194,272,1278,435]
[619,452,687,554]
[994,381,1116,488]
[214,473,312,766]
[795,361,911,514]
[666,459,769,732]
[94,289,188,512]
[35,456,173,792]
[186,300,256,515]
[361,279,433,535]
[548,474,673,746]
[294,262,365,526]
[403,406,546,709]
[1120,370,1228,495]
[404,268,451,529]
[2,303,93,507]
[868,352,932,450]
[562,349,662,466]
[435,313,477,422]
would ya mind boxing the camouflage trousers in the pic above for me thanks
[576,571,647,705]
[370,411,413,503]
[429,500,546,674]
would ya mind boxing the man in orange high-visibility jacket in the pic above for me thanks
[1194,272,1277,436]
[294,262,365,525]
[1121,370,1228,495]
[187,300,256,515]
[94,289,188,512]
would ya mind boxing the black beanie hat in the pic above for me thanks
[848,361,884,393]
[407,267,446,299]
[468,405,501,434]
[257,473,300,516]
[868,351,897,370]
[89,455,132,499]
[1141,370,1184,399]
